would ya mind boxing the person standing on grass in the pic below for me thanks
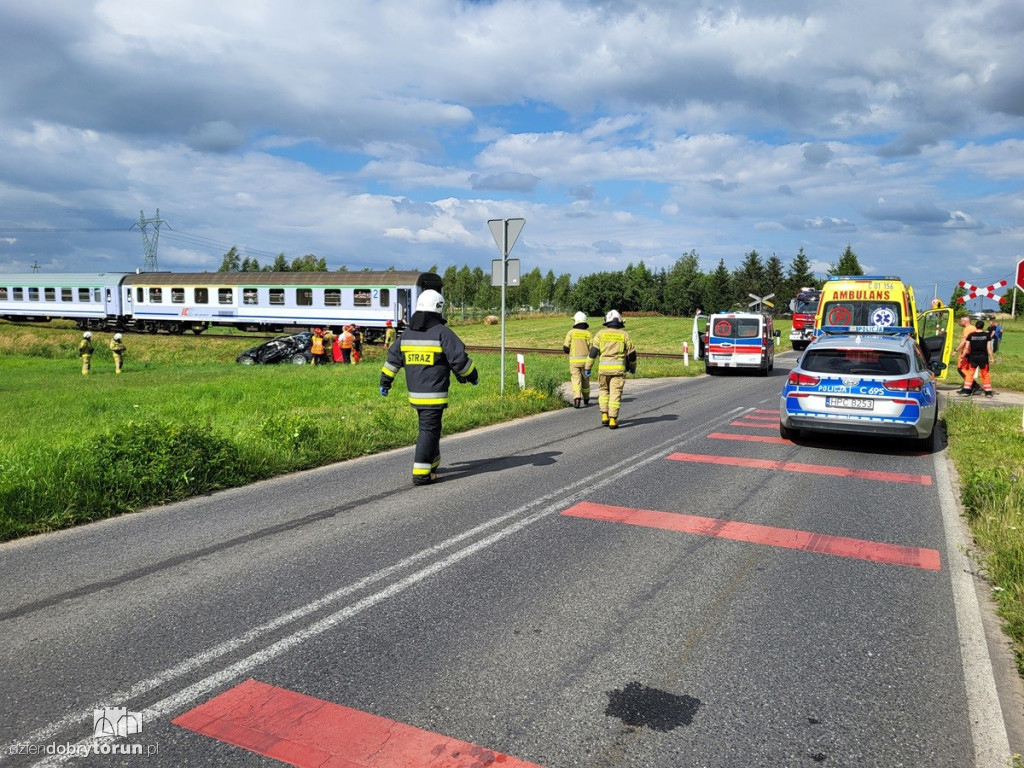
[339,325,355,364]
[109,333,126,374]
[78,331,94,376]
[384,320,397,348]
[379,289,478,486]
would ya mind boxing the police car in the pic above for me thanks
[779,327,946,447]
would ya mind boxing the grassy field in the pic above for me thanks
[2,312,1022,675]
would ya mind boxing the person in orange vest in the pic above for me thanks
[338,325,355,364]
[310,328,326,365]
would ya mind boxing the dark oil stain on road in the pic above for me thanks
[605,681,701,732]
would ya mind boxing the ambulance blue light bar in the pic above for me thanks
[819,325,915,336]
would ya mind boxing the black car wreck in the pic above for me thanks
[236,332,314,365]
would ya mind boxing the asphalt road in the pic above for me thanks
[1,354,1020,767]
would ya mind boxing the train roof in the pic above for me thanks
[0,273,130,286]
[122,270,431,287]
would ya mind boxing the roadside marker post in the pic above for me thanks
[517,354,526,389]
[683,341,689,366]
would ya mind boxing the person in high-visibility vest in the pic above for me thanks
[310,328,326,365]
[339,326,355,364]
[584,310,636,429]
[109,333,126,374]
[563,311,592,408]
[379,290,477,486]
[384,320,397,348]
[78,332,94,376]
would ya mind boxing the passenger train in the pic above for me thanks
[0,270,443,341]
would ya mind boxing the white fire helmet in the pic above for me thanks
[114,333,123,341]
[573,311,587,324]
[83,331,92,339]
[604,310,622,324]
[415,289,445,314]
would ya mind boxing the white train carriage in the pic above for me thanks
[0,273,128,329]
[121,271,441,338]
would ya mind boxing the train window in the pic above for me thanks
[218,288,233,305]
[136,287,144,302]
[171,288,185,304]
[78,288,90,302]
[0,287,7,300]
[44,288,56,301]
[13,287,23,300]
[94,288,101,303]
[297,289,313,306]
[194,288,209,304]
[149,288,163,303]
[379,289,390,308]
[324,289,341,307]
[61,289,73,302]
[354,289,371,307]
[28,288,40,301]
[243,289,259,305]
[269,289,285,305]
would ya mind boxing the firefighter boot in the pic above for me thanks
[601,413,609,427]
[608,417,618,429]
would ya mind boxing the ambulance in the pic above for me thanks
[704,312,780,375]
[812,275,955,379]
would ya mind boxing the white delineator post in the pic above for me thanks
[517,354,526,389]
[683,341,689,366]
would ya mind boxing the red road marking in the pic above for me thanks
[173,679,544,768]
[753,409,779,414]
[667,452,931,485]
[728,420,778,428]
[709,432,789,444]
[562,502,941,570]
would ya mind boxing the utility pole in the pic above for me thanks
[132,209,165,272]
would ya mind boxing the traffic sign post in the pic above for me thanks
[487,218,526,395]
[748,293,774,312]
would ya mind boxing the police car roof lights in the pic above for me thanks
[819,325,916,337]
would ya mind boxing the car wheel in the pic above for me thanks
[705,365,717,375]
[780,422,798,440]
[290,353,308,365]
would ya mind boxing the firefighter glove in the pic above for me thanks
[584,369,591,377]
[379,387,389,397]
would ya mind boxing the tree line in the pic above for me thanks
[217,244,880,317]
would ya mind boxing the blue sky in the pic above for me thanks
[0,0,1021,308]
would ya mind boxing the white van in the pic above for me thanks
[704,312,779,376]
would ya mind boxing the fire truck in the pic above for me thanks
[788,287,821,351]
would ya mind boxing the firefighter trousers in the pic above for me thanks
[569,363,590,402]
[413,407,443,482]
[598,373,625,418]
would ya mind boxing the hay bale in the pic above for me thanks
[483,315,500,325]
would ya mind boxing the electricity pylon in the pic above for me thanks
[132,209,165,272]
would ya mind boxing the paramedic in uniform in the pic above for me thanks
[563,311,592,408]
[585,310,636,429]
[379,289,478,486]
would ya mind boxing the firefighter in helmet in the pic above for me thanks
[379,289,478,485]
[584,310,636,429]
[310,328,326,365]
[109,332,126,374]
[78,332,94,376]
[563,311,592,408]
[384,319,397,348]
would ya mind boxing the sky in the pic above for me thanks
[0,0,1022,307]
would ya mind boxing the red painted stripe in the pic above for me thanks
[173,679,544,768]
[753,409,779,414]
[728,420,778,428]
[562,502,941,570]
[666,452,931,485]
[709,432,789,444]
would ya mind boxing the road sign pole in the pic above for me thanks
[487,218,525,396]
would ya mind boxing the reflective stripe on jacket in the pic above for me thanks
[380,318,475,409]
[563,327,592,365]
[586,326,636,375]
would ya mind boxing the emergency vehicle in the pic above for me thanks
[788,287,820,351]
[704,312,779,375]
[813,275,955,379]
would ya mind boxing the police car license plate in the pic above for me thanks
[826,396,873,410]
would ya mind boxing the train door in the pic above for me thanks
[397,288,411,325]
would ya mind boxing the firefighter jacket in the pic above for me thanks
[109,339,126,355]
[563,324,592,365]
[585,321,636,376]
[78,339,94,357]
[380,312,477,409]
